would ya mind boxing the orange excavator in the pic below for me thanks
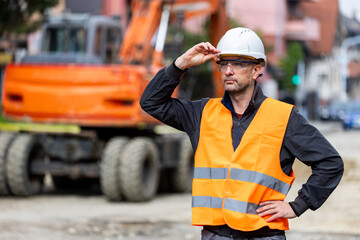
[0,0,227,201]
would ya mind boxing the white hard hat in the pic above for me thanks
[217,27,266,66]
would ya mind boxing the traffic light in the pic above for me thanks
[292,74,301,85]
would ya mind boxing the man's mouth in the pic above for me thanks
[224,79,236,84]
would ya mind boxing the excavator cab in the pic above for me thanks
[22,14,122,64]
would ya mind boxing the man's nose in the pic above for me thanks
[224,64,234,74]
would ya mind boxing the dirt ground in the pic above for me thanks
[0,121,359,240]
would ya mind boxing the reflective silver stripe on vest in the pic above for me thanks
[223,198,259,215]
[230,168,291,195]
[194,167,291,195]
[192,196,258,215]
[192,196,223,208]
[194,167,229,179]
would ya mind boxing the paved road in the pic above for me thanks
[0,121,359,240]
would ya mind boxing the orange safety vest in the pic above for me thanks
[192,97,295,231]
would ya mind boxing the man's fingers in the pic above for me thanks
[201,42,210,51]
[265,213,282,222]
[176,42,221,69]
[203,54,218,62]
[257,201,281,218]
[257,202,276,213]
[195,42,208,51]
[259,201,275,206]
[257,201,296,222]
[196,42,220,54]
[204,42,220,52]
[257,203,282,220]
[258,208,278,217]
[257,202,278,216]
[199,42,211,50]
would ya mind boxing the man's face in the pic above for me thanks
[217,56,262,94]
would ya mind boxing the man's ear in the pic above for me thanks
[252,65,262,80]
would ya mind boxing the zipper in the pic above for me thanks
[234,116,241,149]
[233,100,253,149]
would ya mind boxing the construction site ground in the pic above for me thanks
[0,121,359,240]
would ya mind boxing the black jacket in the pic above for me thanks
[140,61,343,225]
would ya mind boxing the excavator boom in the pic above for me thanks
[120,0,227,66]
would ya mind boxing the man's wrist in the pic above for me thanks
[174,56,188,70]
[289,196,309,217]
[165,60,188,82]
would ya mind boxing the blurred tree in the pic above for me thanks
[278,41,304,90]
[0,0,59,36]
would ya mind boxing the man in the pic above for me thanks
[140,27,343,240]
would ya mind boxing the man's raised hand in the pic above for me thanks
[175,42,221,70]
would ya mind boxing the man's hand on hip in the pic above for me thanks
[256,200,297,222]
[175,42,220,70]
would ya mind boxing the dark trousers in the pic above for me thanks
[201,228,286,240]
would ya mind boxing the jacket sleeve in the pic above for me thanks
[286,109,344,216]
[140,61,207,137]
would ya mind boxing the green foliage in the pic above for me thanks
[0,0,59,35]
[278,42,304,90]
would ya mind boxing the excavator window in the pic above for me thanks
[105,27,121,64]
[94,26,103,57]
[43,26,86,53]
[94,25,122,64]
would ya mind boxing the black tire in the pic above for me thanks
[172,137,194,192]
[100,137,128,201]
[119,137,160,201]
[6,134,45,196]
[0,132,16,195]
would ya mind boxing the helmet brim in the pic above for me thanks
[217,52,266,66]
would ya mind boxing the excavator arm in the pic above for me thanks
[120,0,228,70]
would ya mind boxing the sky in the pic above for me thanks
[339,0,360,21]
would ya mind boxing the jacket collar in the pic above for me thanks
[220,81,266,116]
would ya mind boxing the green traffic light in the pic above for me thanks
[292,75,301,85]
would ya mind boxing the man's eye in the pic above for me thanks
[220,62,227,66]
[232,62,242,67]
